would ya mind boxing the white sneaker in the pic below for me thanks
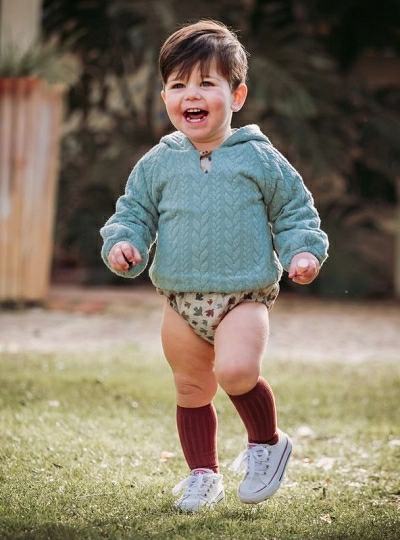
[172,468,224,512]
[230,430,292,504]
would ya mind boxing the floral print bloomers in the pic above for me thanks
[158,284,279,344]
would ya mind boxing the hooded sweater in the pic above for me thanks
[100,124,328,293]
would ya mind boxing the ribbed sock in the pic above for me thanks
[176,403,219,473]
[228,378,279,445]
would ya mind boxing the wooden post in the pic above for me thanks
[395,178,400,299]
[0,1,64,304]
[0,78,64,303]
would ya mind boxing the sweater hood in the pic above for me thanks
[159,124,271,151]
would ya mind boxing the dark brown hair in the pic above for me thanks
[158,20,249,90]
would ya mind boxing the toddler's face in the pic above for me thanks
[161,60,247,153]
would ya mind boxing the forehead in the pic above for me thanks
[166,59,223,82]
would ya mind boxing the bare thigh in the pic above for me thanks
[161,302,218,408]
[214,302,270,396]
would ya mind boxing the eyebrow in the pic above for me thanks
[167,72,220,83]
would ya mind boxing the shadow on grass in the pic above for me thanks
[2,492,400,540]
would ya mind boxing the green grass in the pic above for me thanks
[0,347,399,539]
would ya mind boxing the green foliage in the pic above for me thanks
[40,0,400,296]
[304,0,400,70]
[0,348,399,539]
[0,40,80,84]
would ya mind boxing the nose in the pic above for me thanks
[184,84,201,100]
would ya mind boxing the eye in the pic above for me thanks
[170,82,185,89]
[200,80,213,87]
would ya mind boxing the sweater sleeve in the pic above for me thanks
[100,157,159,278]
[260,146,329,271]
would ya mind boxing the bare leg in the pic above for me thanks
[214,302,278,444]
[214,302,269,395]
[161,302,219,471]
[161,302,216,407]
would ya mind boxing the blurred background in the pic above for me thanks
[1,0,400,300]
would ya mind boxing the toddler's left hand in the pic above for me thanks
[288,252,320,285]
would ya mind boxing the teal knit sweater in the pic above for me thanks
[100,125,328,292]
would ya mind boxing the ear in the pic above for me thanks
[231,83,248,112]
[161,89,166,104]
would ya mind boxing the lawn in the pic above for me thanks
[0,346,399,539]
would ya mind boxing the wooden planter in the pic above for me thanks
[0,77,64,303]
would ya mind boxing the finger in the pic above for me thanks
[131,246,142,264]
[289,258,309,278]
[292,275,311,285]
[296,258,309,274]
[111,246,132,270]
[121,244,142,268]
[122,252,133,268]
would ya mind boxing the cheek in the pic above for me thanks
[213,93,233,110]
[164,98,179,115]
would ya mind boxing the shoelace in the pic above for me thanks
[172,473,214,498]
[230,446,270,477]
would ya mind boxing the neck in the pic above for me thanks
[190,127,233,154]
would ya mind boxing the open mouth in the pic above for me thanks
[184,109,208,123]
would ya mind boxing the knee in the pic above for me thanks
[174,373,218,407]
[215,364,259,396]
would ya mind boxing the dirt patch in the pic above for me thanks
[1,284,399,363]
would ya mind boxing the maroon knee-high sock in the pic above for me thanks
[228,378,279,445]
[176,403,219,473]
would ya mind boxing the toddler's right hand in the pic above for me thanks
[108,241,142,272]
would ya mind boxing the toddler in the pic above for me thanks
[101,19,329,511]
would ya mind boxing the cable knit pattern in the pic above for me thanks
[100,125,329,293]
